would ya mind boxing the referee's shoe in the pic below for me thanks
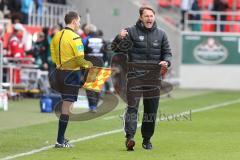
[55,139,73,148]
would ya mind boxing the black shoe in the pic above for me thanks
[142,139,152,150]
[125,138,135,151]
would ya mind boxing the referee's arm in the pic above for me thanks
[71,38,93,69]
[50,36,57,64]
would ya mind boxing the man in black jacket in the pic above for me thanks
[112,6,172,151]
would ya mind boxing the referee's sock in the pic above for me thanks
[57,114,69,144]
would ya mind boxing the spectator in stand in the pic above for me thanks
[82,23,97,46]
[7,23,26,84]
[32,32,48,70]
[181,0,194,30]
[83,24,104,112]
[81,23,90,46]
[96,29,111,93]
[50,25,61,38]
[42,27,54,72]
[191,0,201,31]
[211,0,228,31]
[77,28,87,39]
[7,23,25,58]
[11,12,22,24]
[46,25,60,71]
[21,0,34,24]
[49,25,61,49]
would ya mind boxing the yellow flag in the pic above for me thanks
[83,67,112,92]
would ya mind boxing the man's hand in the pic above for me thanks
[159,61,169,79]
[87,61,93,68]
[159,61,168,68]
[82,61,93,69]
[119,29,128,39]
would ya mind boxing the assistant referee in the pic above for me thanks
[50,11,93,148]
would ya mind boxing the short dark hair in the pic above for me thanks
[64,11,79,25]
[139,6,155,16]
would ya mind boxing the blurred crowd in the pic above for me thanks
[158,0,240,32]
[0,10,111,92]
[181,0,229,31]
[0,0,66,25]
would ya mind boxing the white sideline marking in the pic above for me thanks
[191,99,240,113]
[158,99,240,121]
[0,129,123,160]
[1,99,240,160]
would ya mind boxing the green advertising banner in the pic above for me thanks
[182,33,240,64]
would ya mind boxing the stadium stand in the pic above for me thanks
[184,10,240,32]
[157,0,240,33]
[0,2,75,98]
[200,11,216,32]
[158,0,181,8]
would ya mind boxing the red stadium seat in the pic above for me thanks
[237,0,240,9]
[198,0,213,9]
[230,0,240,9]
[222,0,240,9]
[232,24,240,32]
[172,0,180,7]
[224,12,232,32]
[224,9,234,32]
[228,0,234,8]
[232,15,240,32]
[157,0,171,8]
[224,11,240,32]
[201,11,216,32]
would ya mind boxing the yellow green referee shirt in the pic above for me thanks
[50,27,91,70]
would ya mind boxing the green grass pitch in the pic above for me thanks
[0,89,240,160]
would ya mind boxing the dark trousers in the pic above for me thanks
[124,63,161,140]
[84,55,103,108]
[86,89,100,107]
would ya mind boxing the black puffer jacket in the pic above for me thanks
[112,19,172,66]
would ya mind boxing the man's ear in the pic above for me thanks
[139,17,142,21]
[72,19,77,25]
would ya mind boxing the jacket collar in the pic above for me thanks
[64,27,75,32]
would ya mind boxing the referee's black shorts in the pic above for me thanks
[49,69,82,102]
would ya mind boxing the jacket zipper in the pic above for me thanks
[146,31,149,59]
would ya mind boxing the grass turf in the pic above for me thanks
[0,89,239,160]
